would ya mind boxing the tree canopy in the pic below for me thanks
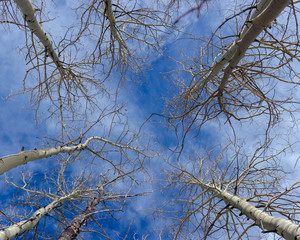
[0,0,300,239]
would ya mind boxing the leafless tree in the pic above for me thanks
[0,0,178,137]
[0,1,158,238]
[1,168,142,239]
[0,135,147,176]
[1,0,300,239]
[158,142,300,239]
[154,2,300,237]
[0,120,150,239]
[166,0,300,141]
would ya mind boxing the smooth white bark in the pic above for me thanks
[0,142,85,176]
[13,0,62,68]
[104,0,127,53]
[0,136,139,175]
[193,181,300,240]
[192,0,290,92]
[221,191,300,240]
[0,193,76,240]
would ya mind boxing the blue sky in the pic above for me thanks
[1,0,300,239]
[0,1,220,238]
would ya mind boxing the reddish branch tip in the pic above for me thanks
[174,0,211,24]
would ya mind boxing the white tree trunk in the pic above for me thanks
[221,191,300,240]
[0,193,74,240]
[104,0,127,54]
[0,136,139,175]
[13,0,62,68]
[192,0,290,92]
[194,181,300,240]
[0,142,86,175]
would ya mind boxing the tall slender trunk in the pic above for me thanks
[192,0,290,92]
[0,193,75,240]
[104,0,126,48]
[0,136,139,175]
[193,181,300,240]
[13,0,62,69]
[0,141,86,175]
[58,189,106,240]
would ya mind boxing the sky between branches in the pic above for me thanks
[1,0,300,239]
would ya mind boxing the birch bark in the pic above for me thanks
[0,193,76,240]
[0,136,141,175]
[0,141,87,175]
[194,181,300,240]
[13,0,63,70]
[104,0,127,55]
[191,0,290,92]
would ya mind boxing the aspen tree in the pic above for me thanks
[161,143,300,239]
